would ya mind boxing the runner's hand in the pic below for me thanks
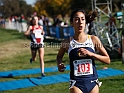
[58,63,66,72]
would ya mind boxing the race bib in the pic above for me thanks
[34,29,42,38]
[73,59,93,76]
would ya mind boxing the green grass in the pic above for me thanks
[0,28,124,93]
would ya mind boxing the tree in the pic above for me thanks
[0,0,33,18]
[0,0,20,17]
[70,0,92,13]
[33,0,122,18]
[34,0,71,18]
[19,0,34,17]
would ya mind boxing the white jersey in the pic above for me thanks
[68,35,95,56]
[30,26,44,44]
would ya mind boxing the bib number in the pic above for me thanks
[73,59,93,76]
[34,29,42,38]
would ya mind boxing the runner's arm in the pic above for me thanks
[91,35,110,64]
[24,26,32,36]
[56,40,68,72]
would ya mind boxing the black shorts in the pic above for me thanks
[30,43,44,50]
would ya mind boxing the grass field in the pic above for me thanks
[0,28,124,93]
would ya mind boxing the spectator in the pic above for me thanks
[53,15,60,26]
[38,15,44,26]
[105,14,116,34]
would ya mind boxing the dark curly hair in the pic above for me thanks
[70,8,86,23]
[86,10,98,24]
[70,8,98,24]
[30,16,37,26]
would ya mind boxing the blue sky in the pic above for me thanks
[25,0,36,5]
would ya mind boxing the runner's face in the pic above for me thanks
[72,12,86,33]
[34,16,38,25]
